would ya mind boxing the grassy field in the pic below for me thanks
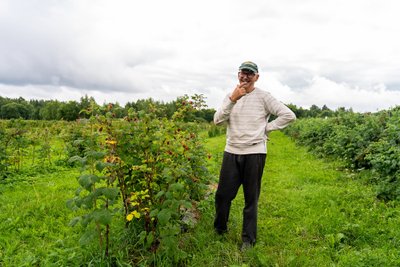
[1,131,400,266]
[186,131,400,266]
[0,167,84,266]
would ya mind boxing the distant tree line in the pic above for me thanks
[0,95,215,122]
[1,94,359,122]
[287,103,355,118]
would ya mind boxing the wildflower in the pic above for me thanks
[131,201,139,207]
[132,210,141,219]
[105,140,117,145]
[126,210,141,221]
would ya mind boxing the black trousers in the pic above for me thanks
[214,152,266,244]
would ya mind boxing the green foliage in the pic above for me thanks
[208,123,226,138]
[67,95,212,265]
[0,119,73,178]
[0,102,31,119]
[58,100,81,121]
[365,109,400,200]
[0,121,9,176]
[39,100,62,120]
[2,127,400,266]
[5,119,29,172]
[67,102,121,257]
[185,132,400,266]
[284,106,400,200]
[62,122,87,161]
[0,94,216,122]
[120,96,211,264]
[286,103,354,119]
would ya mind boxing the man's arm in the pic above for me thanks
[213,94,236,125]
[214,83,248,125]
[265,96,296,133]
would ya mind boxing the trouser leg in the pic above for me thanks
[214,152,241,233]
[241,154,266,244]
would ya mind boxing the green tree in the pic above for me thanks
[309,104,321,117]
[0,102,31,119]
[59,101,80,121]
[40,100,61,120]
[79,95,97,118]
[320,105,334,118]
[29,99,46,120]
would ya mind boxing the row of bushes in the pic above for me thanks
[0,119,72,177]
[284,107,400,201]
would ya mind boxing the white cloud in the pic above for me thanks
[0,0,400,112]
[297,77,400,112]
[259,75,400,112]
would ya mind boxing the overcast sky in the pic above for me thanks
[1,0,399,112]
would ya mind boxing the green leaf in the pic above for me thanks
[78,174,101,191]
[73,139,85,146]
[80,193,96,209]
[80,214,93,227]
[95,161,108,172]
[138,110,146,118]
[150,209,159,218]
[79,229,97,245]
[68,155,85,165]
[74,187,83,196]
[138,230,147,244]
[146,231,154,248]
[85,150,105,160]
[157,209,171,225]
[92,209,112,225]
[169,183,184,192]
[78,174,94,190]
[162,199,173,207]
[155,190,165,199]
[180,200,192,209]
[66,199,76,210]
[101,187,119,200]
[69,216,81,227]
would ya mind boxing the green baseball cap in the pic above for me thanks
[239,61,258,73]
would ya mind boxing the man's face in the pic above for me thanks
[238,70,259,88]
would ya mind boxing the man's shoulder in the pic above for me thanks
[252,87,273,98]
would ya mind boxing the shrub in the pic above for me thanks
[284,107,400,200]
[67,97,212,265]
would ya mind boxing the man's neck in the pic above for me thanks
[246,86,255,94]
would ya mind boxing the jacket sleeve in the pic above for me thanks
[213,94,236,125]
[265,96,296,133]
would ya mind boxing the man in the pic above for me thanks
[213,61,296,250]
